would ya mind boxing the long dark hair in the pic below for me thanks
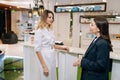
[94,17,113,51]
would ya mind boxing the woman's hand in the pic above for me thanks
[54,45,69,52]
[73,55,82,67]
[62,46,69,52]
[73,58,81,67]
[43,66,49,77]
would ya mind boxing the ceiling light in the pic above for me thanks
[32,0,44,16]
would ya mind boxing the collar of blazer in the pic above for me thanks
[84,37,101,57]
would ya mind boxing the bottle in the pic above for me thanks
[29,32,34,44]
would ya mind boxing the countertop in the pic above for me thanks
[22,42,120,60]
[0,42,24,57]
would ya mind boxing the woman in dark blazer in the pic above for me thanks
[73,17,113,80]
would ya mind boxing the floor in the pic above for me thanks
[0,41,24,80]
[0,56,23,80]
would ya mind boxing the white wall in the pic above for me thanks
[11,11,22,35]
[54,13,70,41]
[107,0,120,13]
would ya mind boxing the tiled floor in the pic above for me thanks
[0,67,23,80]
[0,42,24,80]
[0,57,23,80]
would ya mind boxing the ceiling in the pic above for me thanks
[0,0,33,11]
[0,3,29,11]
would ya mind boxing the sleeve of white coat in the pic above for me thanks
[34,29,43,52]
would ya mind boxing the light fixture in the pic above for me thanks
[38,5,44,16]
[103,0,107,2]
[28,9,33,18]
[28,4,33,18]
[32,0,44,16]
[28,0,44,18]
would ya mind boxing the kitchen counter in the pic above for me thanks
[23,42,120,80]
[0,42,24,57]
[23,43,81,80]
[23,42,119,60]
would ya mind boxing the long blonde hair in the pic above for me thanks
[37,9,54,29]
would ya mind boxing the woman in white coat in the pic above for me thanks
[34,9,69,80]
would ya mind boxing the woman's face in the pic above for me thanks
[90,20,100,35]
[46,13,54,25]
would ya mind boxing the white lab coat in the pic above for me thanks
[34,27,56,80]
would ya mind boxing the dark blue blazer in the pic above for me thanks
[81,37,110,80]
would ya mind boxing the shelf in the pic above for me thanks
[79,15,120,24]
[54,2,106,13]
[80,15,120,18]
[80,22,120,24]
